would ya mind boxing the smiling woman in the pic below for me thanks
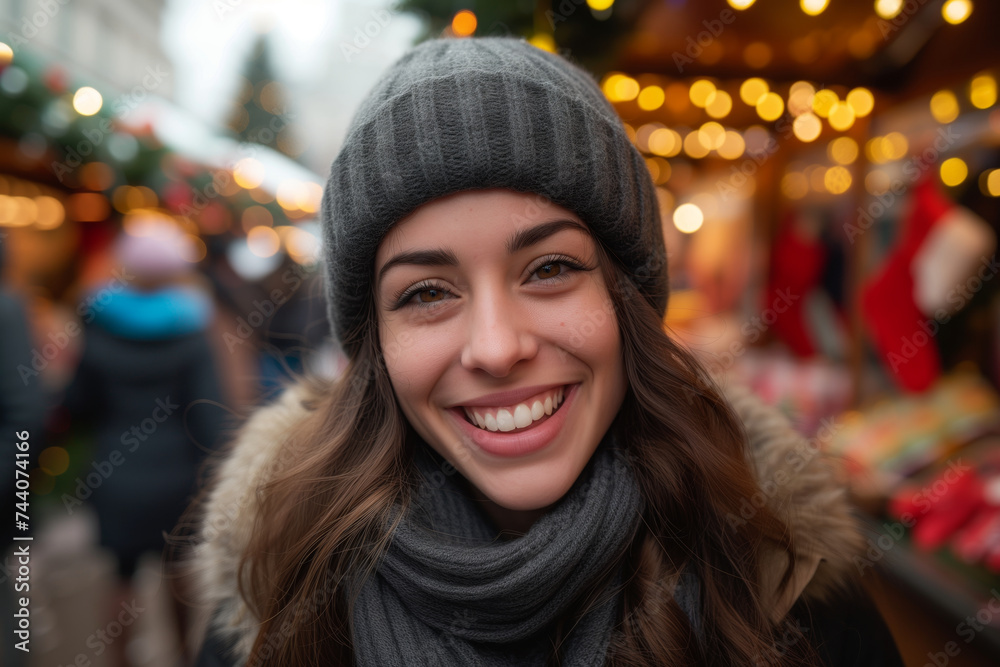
[375,191,626,520]
[191,38,903,667]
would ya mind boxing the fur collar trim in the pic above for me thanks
[193,378,863,660]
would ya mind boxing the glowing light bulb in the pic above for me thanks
[614,76,640,102]
[73,87,103,116]
[637,85,665,111]
[940,157,968,186]
[875,0,903,18]
[801,0,830,16]
[673,204,704,233]
[705,90,733,118]
[970,74,997,110]
[793,113,822,142]
[846,88,875,117]
[828,102,857,131]
[690,79,716,108]
[930,90,960,124]
[942,0,972,25]
[756,92,784,121]
[451,10,477,37]
[740,78,769,106]
[828,137,859,164]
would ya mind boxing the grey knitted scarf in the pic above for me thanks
[351,435,644,666]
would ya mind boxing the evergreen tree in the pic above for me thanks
[226,37,301,160]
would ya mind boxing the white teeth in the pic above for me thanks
[496,409,515,431]
[463,386,568,432]
[514,404,533,428]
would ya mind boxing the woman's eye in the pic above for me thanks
[535,263,562,280]
[417,288,445,303]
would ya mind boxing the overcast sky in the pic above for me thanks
[160,0,423,173]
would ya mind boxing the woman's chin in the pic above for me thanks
[474,469,578,514]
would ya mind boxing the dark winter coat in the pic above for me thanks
[64,285,225,571]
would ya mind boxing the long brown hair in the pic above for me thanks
[231,233,818,665]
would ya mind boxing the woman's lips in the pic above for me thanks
[461,386,565,432]
[449,383,579,458]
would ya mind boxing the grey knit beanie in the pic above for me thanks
[321,37,667,356]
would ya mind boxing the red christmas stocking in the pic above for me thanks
[766,212,825,357]
[861,177,952,392]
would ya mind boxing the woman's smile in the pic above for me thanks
[448,383,579,457]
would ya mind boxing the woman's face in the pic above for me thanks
[375,189,627,515]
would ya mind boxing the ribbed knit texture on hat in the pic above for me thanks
[321,37,667,355]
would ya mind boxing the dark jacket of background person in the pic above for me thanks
[64,283,225,576]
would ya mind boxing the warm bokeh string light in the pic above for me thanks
[705,90,733,118]
[930,90,960,123]
[875,0,903,19]
[72,86,103,116]
[800,0,830,16]
[970,73,997,109]
[940,157,969,186]
[942,0,973,25]
[756,92,784,121]
[637,85,665,111]
[793,113,822,142]
[689,79,716,108]
[673,203,704,233]
[740,78,769,106]
[451,10,477,37]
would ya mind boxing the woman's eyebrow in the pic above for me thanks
[506,218,588,254]
[377,248,459,283]
[377,218,588,283]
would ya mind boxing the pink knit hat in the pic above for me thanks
[114,217,196,280]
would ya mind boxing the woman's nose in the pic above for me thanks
[460,291,538,377]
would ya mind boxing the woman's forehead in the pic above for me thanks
[374,189,589,267]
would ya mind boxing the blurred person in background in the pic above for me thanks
[0,234,44,667]
[63,219,225,666]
